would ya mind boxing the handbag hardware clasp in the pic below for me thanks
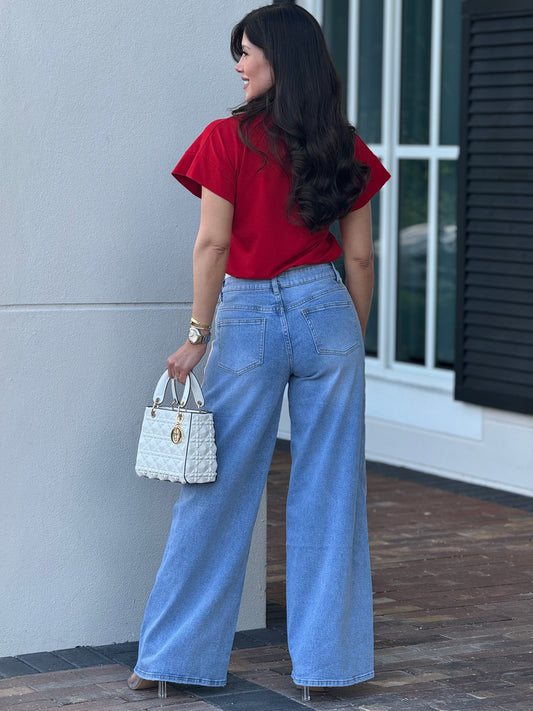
[171,410,185,445]
[150,397,162,418]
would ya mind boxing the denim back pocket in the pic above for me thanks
[216,318,266,375]
[303,302,361,355]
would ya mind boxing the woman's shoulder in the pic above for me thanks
[197,116,240,143]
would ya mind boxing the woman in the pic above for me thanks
[129,3,390,700]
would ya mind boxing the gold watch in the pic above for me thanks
[188,326,211,345]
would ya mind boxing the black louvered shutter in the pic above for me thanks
[455,0,533,415]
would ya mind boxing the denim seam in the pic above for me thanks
[135,666,226,686]
[291,670,375,686]
[302,304,361,356]
[272,280,294,372]
[217,318,266,324]
[278,273,334,288]
[218,305,275,313]
[217,318,266,375]
[223,263,336,290]
[284,285,349,312]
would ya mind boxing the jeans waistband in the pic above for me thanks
[223,263,340,291]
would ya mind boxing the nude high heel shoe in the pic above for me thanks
[296,684,326,701]
[128,673,167,698]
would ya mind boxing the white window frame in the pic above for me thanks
[299,0,459,392]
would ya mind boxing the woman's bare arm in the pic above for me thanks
[338,202,374,339]
[166,188,233,382]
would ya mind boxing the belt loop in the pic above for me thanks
[331,262,342,283]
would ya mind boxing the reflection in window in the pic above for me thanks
[396,160,428,364]
[437,161,457,367]
[440,0,461,145]
[365,193,381,357]
[323,0,349,116]
[400,0,432,144]
[358,0,384,143]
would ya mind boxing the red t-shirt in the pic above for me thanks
[172,116,390,279]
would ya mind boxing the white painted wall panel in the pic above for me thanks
[363,375,533,496]
[2,0,250,305]
[1,0,264,657]
[0,306,264,655]
[366,376,483,440]
[366,410,533,497]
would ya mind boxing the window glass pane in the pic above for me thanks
[436,161,457,367]
[400,0,432,144]
[440,0,461,145]
[396,160,428,364]
[357,0,384,142]
[323,0,349,115]
[365,193,381,356]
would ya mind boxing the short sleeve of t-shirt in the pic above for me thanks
[173,122,389,212]
[172,119,238,205]
[351,137,391,210]
[171,119,390,278]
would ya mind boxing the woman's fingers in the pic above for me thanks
[167,342,207,383]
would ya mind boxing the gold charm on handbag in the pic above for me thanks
[171,412,184,444]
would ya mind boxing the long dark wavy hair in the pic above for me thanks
[230,3,369,232]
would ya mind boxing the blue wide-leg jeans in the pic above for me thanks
[134,262,374,687]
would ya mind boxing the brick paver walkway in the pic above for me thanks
[1,449,532,710]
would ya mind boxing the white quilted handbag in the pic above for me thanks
[135,371,217,484]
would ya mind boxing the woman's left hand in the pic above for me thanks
[167,341,207,384]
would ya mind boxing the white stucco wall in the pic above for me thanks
[0,0,264,657]
[365,375,533,497]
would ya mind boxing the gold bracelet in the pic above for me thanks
[191,316,211,331]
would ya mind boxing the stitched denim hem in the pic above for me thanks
[291,670,374,687]
[134,666,227,687]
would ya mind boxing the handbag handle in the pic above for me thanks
[173,371,205,408]
[152,370,206,410]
